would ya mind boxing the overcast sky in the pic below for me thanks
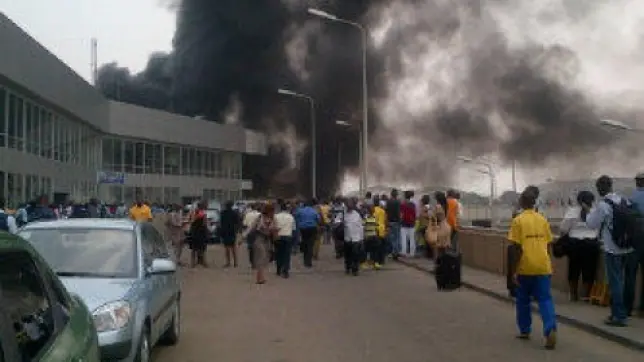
[0,0,175,82]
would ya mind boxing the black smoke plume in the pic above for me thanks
[97,0,642,196]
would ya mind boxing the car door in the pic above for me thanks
[147,225,177,339]
[140,223,166,344]
[36,258,101,362]
[0,249,99,362]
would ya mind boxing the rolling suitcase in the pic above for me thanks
[435,250,461,290]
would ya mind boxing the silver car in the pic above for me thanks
[19,219,181,362]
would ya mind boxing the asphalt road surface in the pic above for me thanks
[151,244,642,362]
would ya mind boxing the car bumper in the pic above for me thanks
[98,328,135,361]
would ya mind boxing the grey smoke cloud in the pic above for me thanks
[96,0,644,196]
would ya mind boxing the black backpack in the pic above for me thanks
[604,198,643,249]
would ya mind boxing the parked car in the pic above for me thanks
[0,231,101,362]
[18,219,181,362]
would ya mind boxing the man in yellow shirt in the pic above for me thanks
[508,190,557,350]
[129,200,153,222]
[373,196,387,267]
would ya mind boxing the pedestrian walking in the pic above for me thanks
[167,204,185,265]
[220,201,240,268]
[295,200,320,268]
[508,190,557,350]
[274,202,295,278]
[251,204,278,284]
[343,199,364,276]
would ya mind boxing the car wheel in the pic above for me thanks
[160,300,180,345]
[135,326,151,362]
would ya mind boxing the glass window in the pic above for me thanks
[41,111,52,159]
[32,105,40,156]
[7,94,16,149]
[123,141,134,173]
[24,102,32,154]
[163,146,179,175]
[0,87,5,147]
[0,171,5,201]
[181,148,189,175]
[7,173,22,208]
[144,143,162,174]
[0,251,55,361]
[189,149,198,176]
[195,150,203,176]
[52,116,60,161]
[134,142,144,174]
[214,151,222,177]
[112,138,123,172]
[16,97,23,151]
[70,123,78,165]
[102,138,114,170]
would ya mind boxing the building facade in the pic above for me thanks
[0,13,267,207]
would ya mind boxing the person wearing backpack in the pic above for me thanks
[0,199,18,234]
[399,190,417,257]
[585,175,638,327]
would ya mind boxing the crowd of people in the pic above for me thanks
[507,173,644,350]
[163,189,464,285]
[3,172,644,352]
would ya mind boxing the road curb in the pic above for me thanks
[396,259,644,351]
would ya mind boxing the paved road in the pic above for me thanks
[152,245,641,362]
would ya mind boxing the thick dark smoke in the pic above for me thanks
[97,0,642,196]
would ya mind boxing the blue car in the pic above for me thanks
[19,219,181,362]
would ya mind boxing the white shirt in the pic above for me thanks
[243,210,260,228]
[344,210,364,242]
[560,206,598,240]
[274,211,295,237]
[0,211,18,234]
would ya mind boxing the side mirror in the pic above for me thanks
[148,258,177,275]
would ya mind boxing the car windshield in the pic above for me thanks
[19,228,137,278]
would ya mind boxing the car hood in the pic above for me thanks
[60,277,136,313]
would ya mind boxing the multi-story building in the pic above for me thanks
[0,13,267,207]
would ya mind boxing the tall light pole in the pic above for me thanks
[511,160,517,194]
[309,7,368,196]
[458,156,497,225]
[336,120,363,191]
[278,88,317,198]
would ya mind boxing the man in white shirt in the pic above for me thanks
[0,199,18,234]
[242,204,261,269]
[274,202,296,278]
[343,199,364,276]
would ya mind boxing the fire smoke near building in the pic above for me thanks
[97,0,644,197]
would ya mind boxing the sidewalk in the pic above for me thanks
[396,256,644,351]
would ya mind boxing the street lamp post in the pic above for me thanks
[458,156,497,226]
[336,120,363,190]
[309,7,368,196]
[278,88,317,198]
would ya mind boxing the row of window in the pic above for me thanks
[0,172,98,208]
[0,87,101,167]
[101,138,242,178]
[0,86,244,180]
[102,186,242,205]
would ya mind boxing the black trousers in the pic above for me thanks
[344,241,362,273]
[364,236,384,264]
[275,236,293,274]
[567,239,600,284]
[300,227,318,267]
